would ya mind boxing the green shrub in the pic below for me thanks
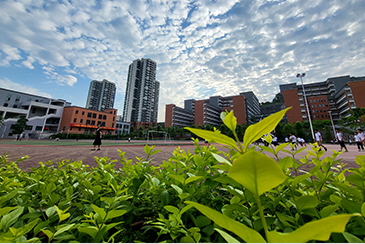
[1,108,365,243]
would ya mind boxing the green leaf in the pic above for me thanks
[171,184,183,195]
[105,209,127,222]
[185,127,239,151]
[185,201,266,243]
[0,207,24,231]
[276,143,289,154]
[185,176,204,185]
[46,182,56,193]
[78,226,98,239]
[343,232,364,243]
[228,151,286,196]
[215,228,240,243]
[17,218,39,237]
[180,236,195,243]
[91,204,106,220]
[0,207,18,218]
[267,214,359,243]
[179,205,193,218]
[243,108,290,151]
[169,174,185,185]
[54,224,75,237]
[295,195,318,211]
[320,205,339,218]
[278,157,294,171]
[361,202,365,217]
[196,215,211,228]
[211,153,232,166]
[41,229,53,240]
[45,206,56,218]
[220,111,237,133]
[164,205,179,215]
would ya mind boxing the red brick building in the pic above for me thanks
[59,106,117,135]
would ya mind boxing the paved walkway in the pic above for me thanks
[0,140,363,171]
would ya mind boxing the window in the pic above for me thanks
[10,124,15,129]
[75,110,79,114]
[92,113,97,118]
[15,96,20,102]
[113,117,115,121]
[101,122,105,126]
[27,126,33,130]
[3,103,8,107]
[31,108,36,113]
[98,114,102,119]
[62,126,65,131]
[314,115,316,118]
[311,105,314,108]
[112,123,114,127]
[82,111,85,115]
[87,112,92,118]
[312,110,315,113]
[91,120,95,125]
[73,118,77,122]
[80,119,83,123]
[86,120,90,125]
[103,115,107,120]
[12,104,17,108]
[6,94,11,101]
[78,128,81,131]
[35,126,42,131]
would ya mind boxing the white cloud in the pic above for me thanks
[0,0,364,122]
[0,78,52,98]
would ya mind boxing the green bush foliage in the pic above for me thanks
[1,108,365,243]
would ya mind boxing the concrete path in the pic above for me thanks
[0,140,363,171]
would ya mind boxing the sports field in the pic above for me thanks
[0,139,363,172]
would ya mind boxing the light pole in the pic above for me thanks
[328,110,336,137]
[296,73,315,141]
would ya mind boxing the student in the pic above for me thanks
[272,134,279,146]
[91,126,102,151]
[289,133,297,150]
[358,129,365,148]
[335,129,348,152]
[314,129,327,151]
[354,132,364,152]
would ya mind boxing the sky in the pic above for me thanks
[1,0,365,122]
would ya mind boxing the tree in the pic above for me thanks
[283,123,295,136]
[129,126,135,138]
[275,123,284,141]
[12,115,28,135]
[138,126,144,138]
[324,126,332,142]
[294,122,306,139]
[0,114,4,129]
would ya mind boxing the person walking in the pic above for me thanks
[91,126,102,151]
[289,133,297,150]
[358,129,365,148]
[354,132,364,152]
[314,129,327,151]
[335,129,348,152]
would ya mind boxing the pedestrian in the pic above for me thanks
[285,136,289,143]
[289,133,297,150]
[91,126,102,151]
[128,137,131,142]
[335,129,348,152]
[354,132,364,152]
[358,129,365,148]
[314,129,327,151]
[272,134,279,146]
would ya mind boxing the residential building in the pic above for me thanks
[86,79,116,111]
[0,88,71,139]
[280,75,365,124]
[165,91,261,127]
[115,115,130,136]
[59,107,117,135]
[122,58,160,129]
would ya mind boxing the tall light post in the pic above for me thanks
[328,110,336,137]
[296,73,315,141]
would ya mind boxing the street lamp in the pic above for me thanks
[296,73,315,141]
[328,110,336,137]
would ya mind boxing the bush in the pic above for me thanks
[1,109,365,243]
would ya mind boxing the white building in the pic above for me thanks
[0,88,71,139]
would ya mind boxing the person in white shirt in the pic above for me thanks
[314,129,327,151]
[358,129,365,148]
[289,133,297,150]
[272,133,279,146]
[354,132,364,152]
[335,129,348,152]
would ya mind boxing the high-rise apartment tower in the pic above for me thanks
[123,58,160,128]
[86,79,116,111]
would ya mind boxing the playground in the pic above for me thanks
[0,139,363,171]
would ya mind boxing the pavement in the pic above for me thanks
[0,140,364,171]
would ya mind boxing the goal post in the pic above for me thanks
[147,130,171,144]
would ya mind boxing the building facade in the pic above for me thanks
[86,79,116,111]
[165,92,261,128]
[0,88,71,139]
[59,106,117,135]
[280,75,365,124]
[115,115,130,136]
[122,58,160,129]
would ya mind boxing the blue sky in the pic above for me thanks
[1,0,365,122]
